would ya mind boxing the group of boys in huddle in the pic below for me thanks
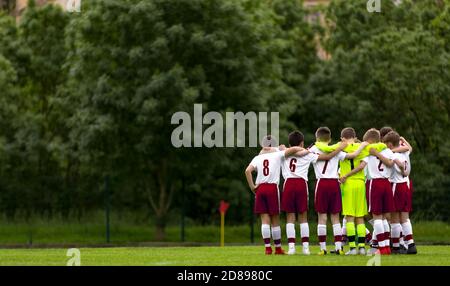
[245,126,416,256]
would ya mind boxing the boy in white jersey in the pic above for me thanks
[380,127,414,251]
[280,131,347,255]
[309,127,368,255]
[245,135,305,255]
[384,131,417,254]
[365,129,405,255]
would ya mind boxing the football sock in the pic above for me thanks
[391,223,401,248]
[300,223,309,248]
[374,219,385,248]
[383,219,390,247]
[346,222,356,248]
[399,230,405,247]
[261,224,271,247]
[271,226,282,248]
[286,223,296,249]
[318,224,327,250]
[332,223,342,250]
[402,219,414,245]
[356,224,366,247]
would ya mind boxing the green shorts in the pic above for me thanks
[341,179,367,217]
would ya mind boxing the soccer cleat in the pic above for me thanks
[275,247,286,255]
[302,247,311,255]
[400,244,408,252]
[287,248,296,255]
[265,247,273,255]
[407,243,417,255]
[335,249,344,255]
[345,248,357,255]
[391,247,407,255]
[317,249,327,256]
[358,247,366,256]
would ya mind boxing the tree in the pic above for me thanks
[308,26,450,220]
[0,1,70,219]
[64,0,296,239]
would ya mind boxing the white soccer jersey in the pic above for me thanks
[250,151,285,185]
[390,151,411,183]
[363,148,394,179]
[308,145,347,179]
[281,152,319,181]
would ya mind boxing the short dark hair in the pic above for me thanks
[288,131,304,147]
[363,128,380,142]
[315,127,331,142]
[341,127,356,139]
[380,126,394,139]
[383,131,400,147]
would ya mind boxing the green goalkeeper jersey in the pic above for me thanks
[314,142,386,180]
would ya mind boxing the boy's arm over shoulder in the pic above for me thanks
[340,160,367,183]
[392,137,412,153]
[284,146,305,158]
[314,142,340,153]
[317,142,348,161]
[345,141,369,159]
[370,148,394,167]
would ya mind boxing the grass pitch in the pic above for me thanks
[0,245,449,266]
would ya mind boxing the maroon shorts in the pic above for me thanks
[392,182,412,212]
[254,183,280,215]
[314,178,342,214]
[281,178,308,213]
[366,178,395,215]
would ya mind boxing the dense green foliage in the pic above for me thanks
[0,0,449,240]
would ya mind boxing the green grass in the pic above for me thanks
[0,245,449,266]
[0,221,449,246]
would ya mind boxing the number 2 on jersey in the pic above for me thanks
[263,159,269,176]
[377,159,384,172]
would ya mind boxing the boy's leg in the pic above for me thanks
[299,212,310,255]
[317,213,327,254]
[355,217,366,254]
[345,215,357,253]
[286,213,296,255]
[271,214,284,254]
[260,214,272,254]
[354,179,368,252]
[390,212,402,253]
[382,215,391,252]
[401,213,417,254]
[341,181,356,252]
[330,213,343,254]
[342,216,348,244]
[372,214,387,254]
